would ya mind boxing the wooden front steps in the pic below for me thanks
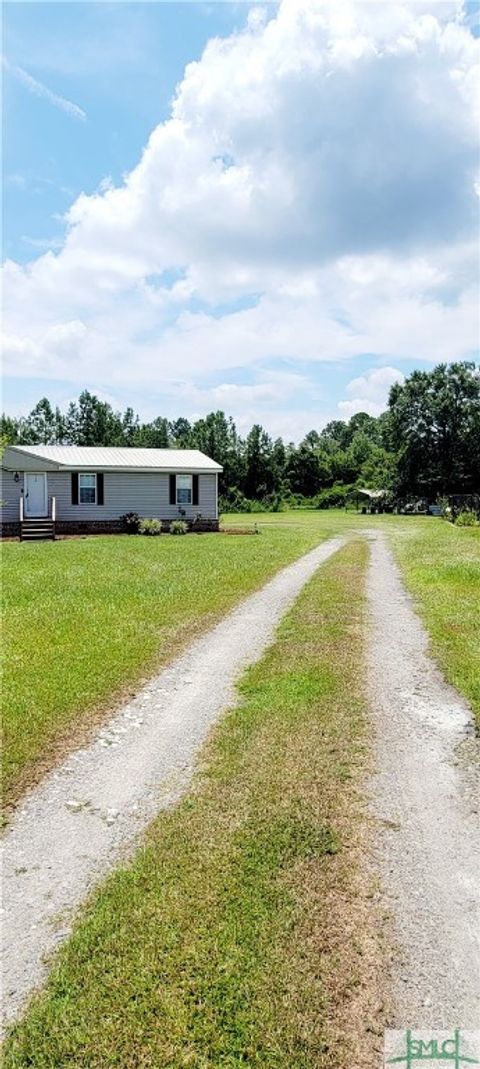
[21,519,56,542]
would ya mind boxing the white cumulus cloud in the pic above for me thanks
[338,366,405,418]
[2,0,478,434]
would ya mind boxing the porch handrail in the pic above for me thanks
[51,496,56,522]
[19,494,24,523]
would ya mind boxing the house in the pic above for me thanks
[0,445,222,539]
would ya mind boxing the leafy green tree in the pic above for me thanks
[320,419,351,451]
[66,391,123,446]
[2,362,477,506]
[389,362,480,495]
[287,444,321,496]
[120,407,140,445]
[0,414,21,444]
[302,430,321,450]
[135,417,170,448]
[359,446,398,491]
[10,399,67,444]
[26,398,56,443]
[169,418,192,447]
[347,430,375,472]
[20,399,57,443]
[348,412,380,442]
[244,424,275,498]
[271,438,287,487]
[330,448,356,485]
[190,411,243,495]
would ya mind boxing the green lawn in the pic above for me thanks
[4,540,384,1069]
[3,512,478,1064]
[3,512,479,808]
[389,521,480,725]
[226,511,480,725]
[2,524,330,807]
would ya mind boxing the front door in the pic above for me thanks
[24,473,48,517]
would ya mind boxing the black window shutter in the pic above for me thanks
[169,473,176,505]
[71,472,79,505]
[97,473,104,506]
[192,474,199,506]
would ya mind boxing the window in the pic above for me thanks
[79,473,97,504]
[176,473,192,505]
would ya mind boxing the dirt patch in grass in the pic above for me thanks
[219,526,259,535]
[4,539,387,1068]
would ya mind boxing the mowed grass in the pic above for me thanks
[4,540,385,1069]
[389,521,480,725]
[4,510,478,807]
[2,525,330,807]
[226,511,480,725]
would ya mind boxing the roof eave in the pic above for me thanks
[2,447,63,471]
[61,466,223,474]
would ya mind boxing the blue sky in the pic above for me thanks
[2,1,479,439]
[4,4,248,263]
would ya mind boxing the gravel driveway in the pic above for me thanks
[1,535,346,1030]
[367,532,480,1030]
[3,530,479,1040]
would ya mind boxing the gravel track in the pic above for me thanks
[366,532,480,1029]
[3,530,479,1039]
[1,535,346,1029]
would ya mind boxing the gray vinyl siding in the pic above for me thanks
[1,470,23,522]
[2,449,60,473]
[0,470,218,522]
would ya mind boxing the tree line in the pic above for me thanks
[2,362,478,508]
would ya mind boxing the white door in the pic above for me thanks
[24,473,48,517]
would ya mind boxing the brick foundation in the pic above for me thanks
[55,520,125,536]
[1,518,220,539]
[55,519,220,535]
[1,523,21,539]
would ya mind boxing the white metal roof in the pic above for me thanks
[3,445,222,472]
[356,487,387,498]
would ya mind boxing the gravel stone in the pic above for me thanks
[366,532,480,1030]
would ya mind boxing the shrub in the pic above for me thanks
[219,489,249,513]
[170,519,188,535]
[246,497,269,513]
[455,510,478,527]
[270,494,288,512]
[138,518,163,536]
[314,483,355,509]
[120,511,141,534]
